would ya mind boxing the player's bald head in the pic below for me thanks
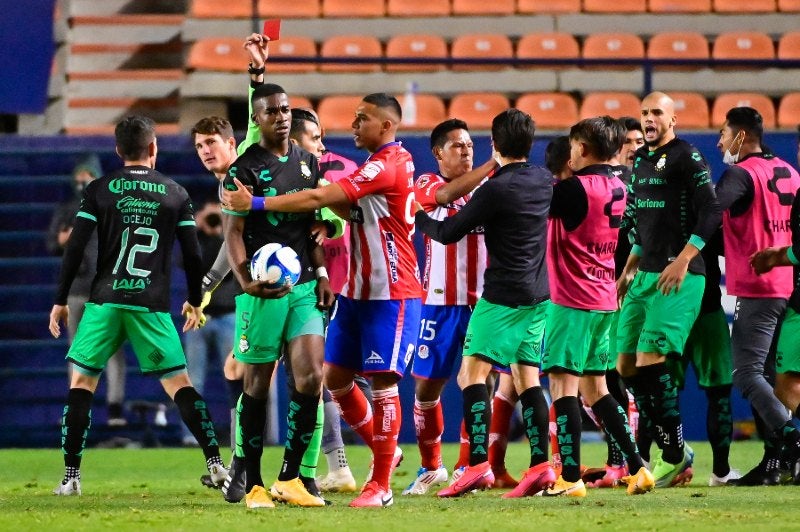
[642,92,675,115]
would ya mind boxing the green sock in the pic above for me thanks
[300,400,324,478]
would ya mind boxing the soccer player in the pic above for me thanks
[414,109,554,499]
[222,82,335,509]
[715,106,800,485]
[49,115,227,495]
[542,116,655,497]
[750,191,800,481]
[223,92,419,508]
[616,91,722,488]
[403,119,497,495]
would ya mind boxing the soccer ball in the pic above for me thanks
[250,243,302,287]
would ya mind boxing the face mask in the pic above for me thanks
[73,181,87,195]
[722,132,745,165]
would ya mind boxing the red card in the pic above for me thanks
[263,19,281,41]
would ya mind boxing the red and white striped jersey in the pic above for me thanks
[415,172,486,306]
[335,142,421,300]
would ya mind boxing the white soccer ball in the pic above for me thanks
[250,243,301,287]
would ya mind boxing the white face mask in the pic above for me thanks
[722,131,745,165]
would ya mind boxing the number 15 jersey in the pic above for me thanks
[77,165,196,311]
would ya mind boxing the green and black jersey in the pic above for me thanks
[222,142,322,286]
[622,137,721,275]
[55,165,203,311]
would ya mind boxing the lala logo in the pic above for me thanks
[355,161,384,182]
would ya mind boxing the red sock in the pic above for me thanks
[371,387,401,490]
[549,402,561,470]
[488,391,514,472]
[414,398,443,470]
[331,382,373,450]
[455,419,470,469]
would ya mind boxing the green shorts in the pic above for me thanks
[617,271,704,356]
[777,308,800,374]
[67,302,185,376]
[542,303,613,375]
[607,310,621,370]
[463,297,548,367]
[667,307,733,388]
[234,281,325,364]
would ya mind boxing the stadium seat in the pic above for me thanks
[322,0,385,17]
[712,31,775,60]
[711,93,776,128]
[516,32,580,69]
[779,0,800,10]
[451,34,514,72]
[778,31,800,59]
[452,0,515,15]
[190,0,252,18]
[584,0,645,11]
[777,93,800,128]
[317,95,362,131]
[319,35,382,72]
[267,36,317,73]
[385,34,447,72]
[290,96,314,110]
[647,31,710,69]
[515,93,579,130]
[648,0,712,12]
[713,0,776,12]
[516,0,580,13]
[259,0,320,17]
[580,92,641,119]
[398,93,447,130]
[670,92,710,129]
[387,0,451,16]
[582,33,645,70]
[448,93,510,129]
[186,38,248,72]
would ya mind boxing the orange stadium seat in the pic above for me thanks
[322,0,385,17]
[582,33,645,70]
[580,92,641,119]
[317,95,362,131]
[648,0,711,11]
[448,93,510,129]
[191,0,252,18]
[647,31,710,70]
[451,34,514,71]
[516,0,581,13]
[515,93,579,130]
[712,93,776,128]
[398,93,447,130]
[452,0,515,15]
[516,32,580,69]
[187,38,248,72]
[712,31,775,60]
[387,0,451,16]
[778,31,800,59]
[779,0,800,10]
[670,92,710,129]
[290,95,314,110]
[385,34,447,72]
[267,36,317,73]
[259,0,320,17]
[584,0,645,11]
[319,35,382,72]
[713,0,776,11]
[777,93,800,128]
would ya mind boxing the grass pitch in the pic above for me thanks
[1,441,798,531]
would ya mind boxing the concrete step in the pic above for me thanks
[65,96,180,127]
[67,41,184,72]
[69,14,184,45]
[67,69,183,98]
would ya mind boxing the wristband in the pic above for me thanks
[247,63,265,75]
[316,267,329,279]
[251,196,265,211]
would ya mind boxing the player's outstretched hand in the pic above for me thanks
[182,304,204,332]
[49,304,68,338]
[315,276,335,310]
[182,301,207,328]
[245,280,291,299]
[750,247,781,275]
[221,178,253,212]
[657,257,689,296]
[244,32,269,67]
[310,221,329,245]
